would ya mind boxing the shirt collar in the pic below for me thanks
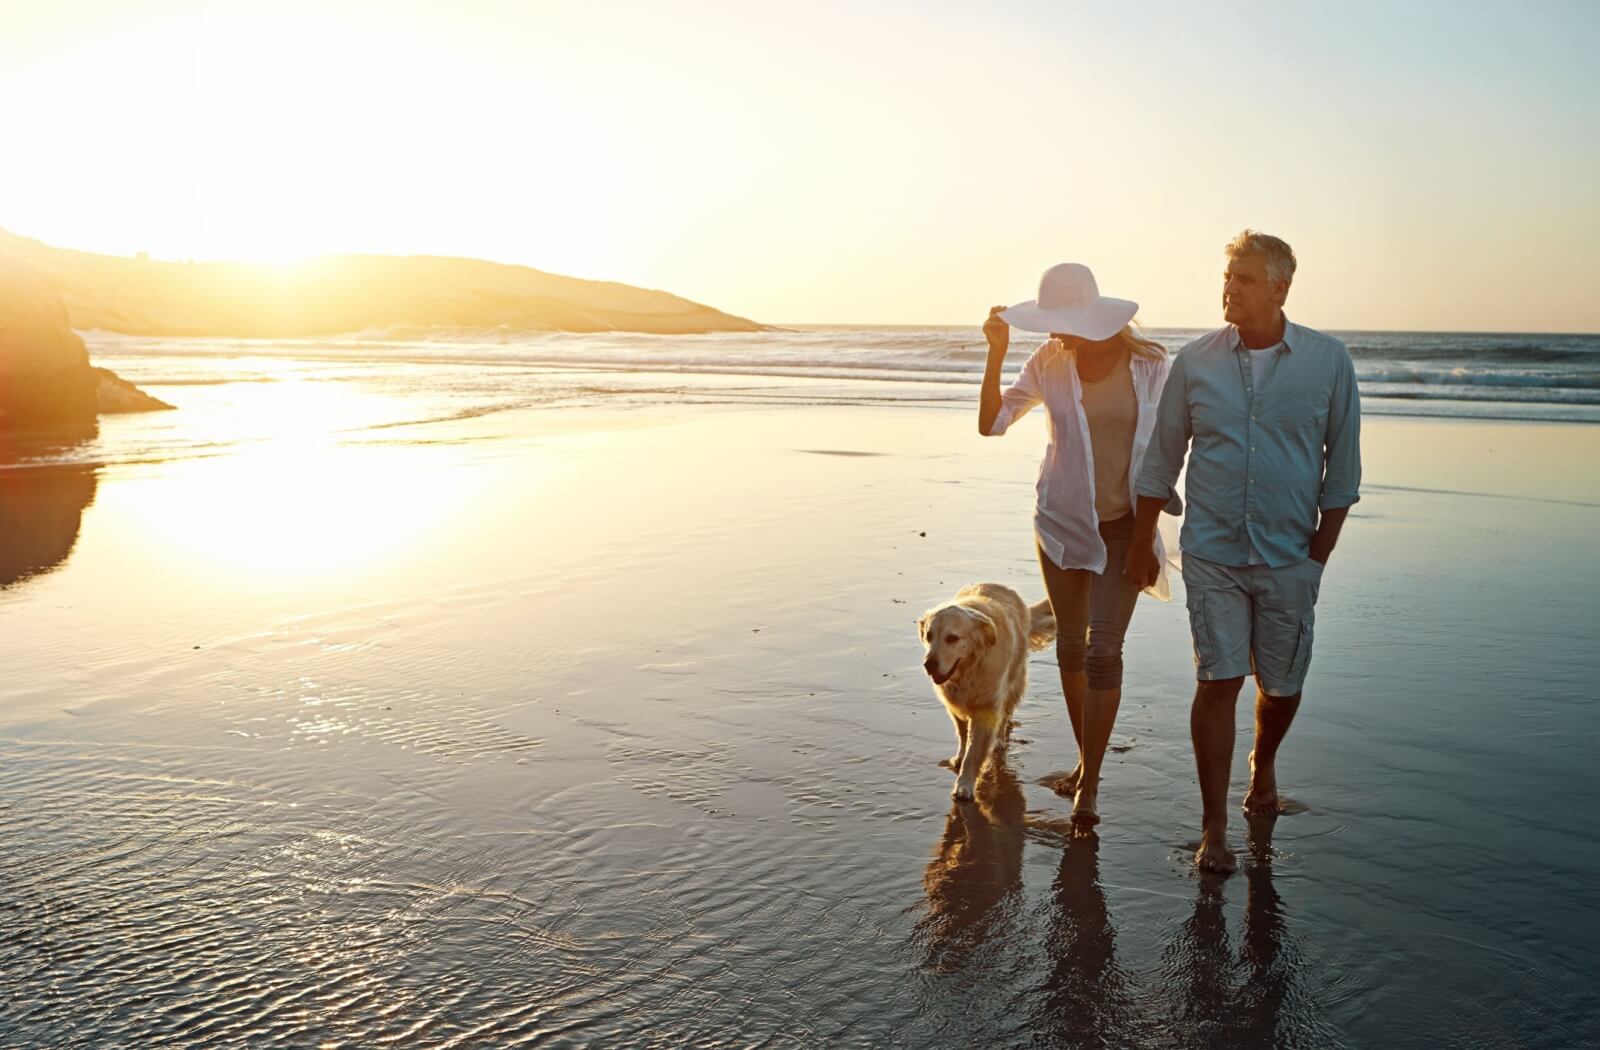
[1229,315,1299,353]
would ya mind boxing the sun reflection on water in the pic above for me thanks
[117,415,479,589]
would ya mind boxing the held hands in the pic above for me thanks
[983,306,1010,354]
[1123,539,1161,590]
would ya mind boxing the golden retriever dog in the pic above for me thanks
[918,583,1056,800]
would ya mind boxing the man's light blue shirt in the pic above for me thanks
[1135,318,1362,568]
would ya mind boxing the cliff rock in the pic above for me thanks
[0,249,98,427]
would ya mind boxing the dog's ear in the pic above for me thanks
[916,612,930,642]
[966,608,998,648]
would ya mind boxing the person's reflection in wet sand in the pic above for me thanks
[1162,814,1304,1048]
[0,455,99,591]
[1029,831,1146,1046]
[914,759,1027,974]
[1237,819,1295,1037]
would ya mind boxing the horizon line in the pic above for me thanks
[771,322,1600,338]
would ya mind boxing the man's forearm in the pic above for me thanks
[1132,494,1166,543]
[1309,506,1350,564]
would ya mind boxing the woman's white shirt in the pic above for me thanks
[987,338,1174,600]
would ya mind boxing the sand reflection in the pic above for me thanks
[114,440,479,588]
[1161,816,1302,1047]
[1030,834,1144,1044]
[912,783,1306,1045]
[0,453,98,591]
[915,761,1027,972]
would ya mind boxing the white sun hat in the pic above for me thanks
[999,263,1138,340]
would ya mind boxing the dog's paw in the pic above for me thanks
[939,755,962,772]
[951,782,975,802]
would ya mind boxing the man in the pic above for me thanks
[1125,230,1361,873]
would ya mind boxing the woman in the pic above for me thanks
[977,262,1172,831]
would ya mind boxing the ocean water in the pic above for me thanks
[26,325,1596,470]
[2,331,1598,1048]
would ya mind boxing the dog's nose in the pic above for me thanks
[923,657,938,675]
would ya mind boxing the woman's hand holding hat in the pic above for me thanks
[983,305,1010,354]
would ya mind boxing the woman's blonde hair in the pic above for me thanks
[1052,322,1165,357]
[1108,323,1165,358]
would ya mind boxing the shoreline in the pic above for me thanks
[9,365,1600,479]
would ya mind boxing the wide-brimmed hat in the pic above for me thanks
[999,263,1138,340]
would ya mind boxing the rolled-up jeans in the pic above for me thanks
[1037,514,1143,689]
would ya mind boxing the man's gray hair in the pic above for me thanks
[1225,229,1297,284]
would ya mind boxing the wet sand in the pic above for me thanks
[2,401,1598,1047]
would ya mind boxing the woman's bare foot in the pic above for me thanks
[1071,786,1100,829]
[1243,751,1281,816]
[1043,763,1085,798]
[1070,790,1100,839]
[1195,827,1237,873]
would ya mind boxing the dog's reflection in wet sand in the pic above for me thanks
[914,760,1027,972]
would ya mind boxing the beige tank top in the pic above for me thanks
[1079,350,1136,521]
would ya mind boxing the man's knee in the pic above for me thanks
[1196,676,1246,702]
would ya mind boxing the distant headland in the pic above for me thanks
[0,228,763,338]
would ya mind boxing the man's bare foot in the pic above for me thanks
[1042,764,1084,798]
[1195,828,1237,873]
[1246,812,1276,862]
[1243,751,1281,816]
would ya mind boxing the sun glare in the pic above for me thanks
[109,372,480,588]
[133,440,474,588]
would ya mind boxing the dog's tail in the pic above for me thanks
[1026,598,1057,652]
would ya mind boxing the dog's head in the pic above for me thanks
[917,604,998,686]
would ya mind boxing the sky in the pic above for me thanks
[2,0,1597,330]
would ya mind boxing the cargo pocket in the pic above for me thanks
[1187,593,1216,673]
[1287,619,1315,684]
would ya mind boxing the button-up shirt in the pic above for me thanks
[989,338,1175,599]
[1134,319,1362,569]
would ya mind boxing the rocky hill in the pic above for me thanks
[0,229,760,338]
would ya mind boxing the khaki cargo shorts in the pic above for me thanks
[1182,553,1324,697]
